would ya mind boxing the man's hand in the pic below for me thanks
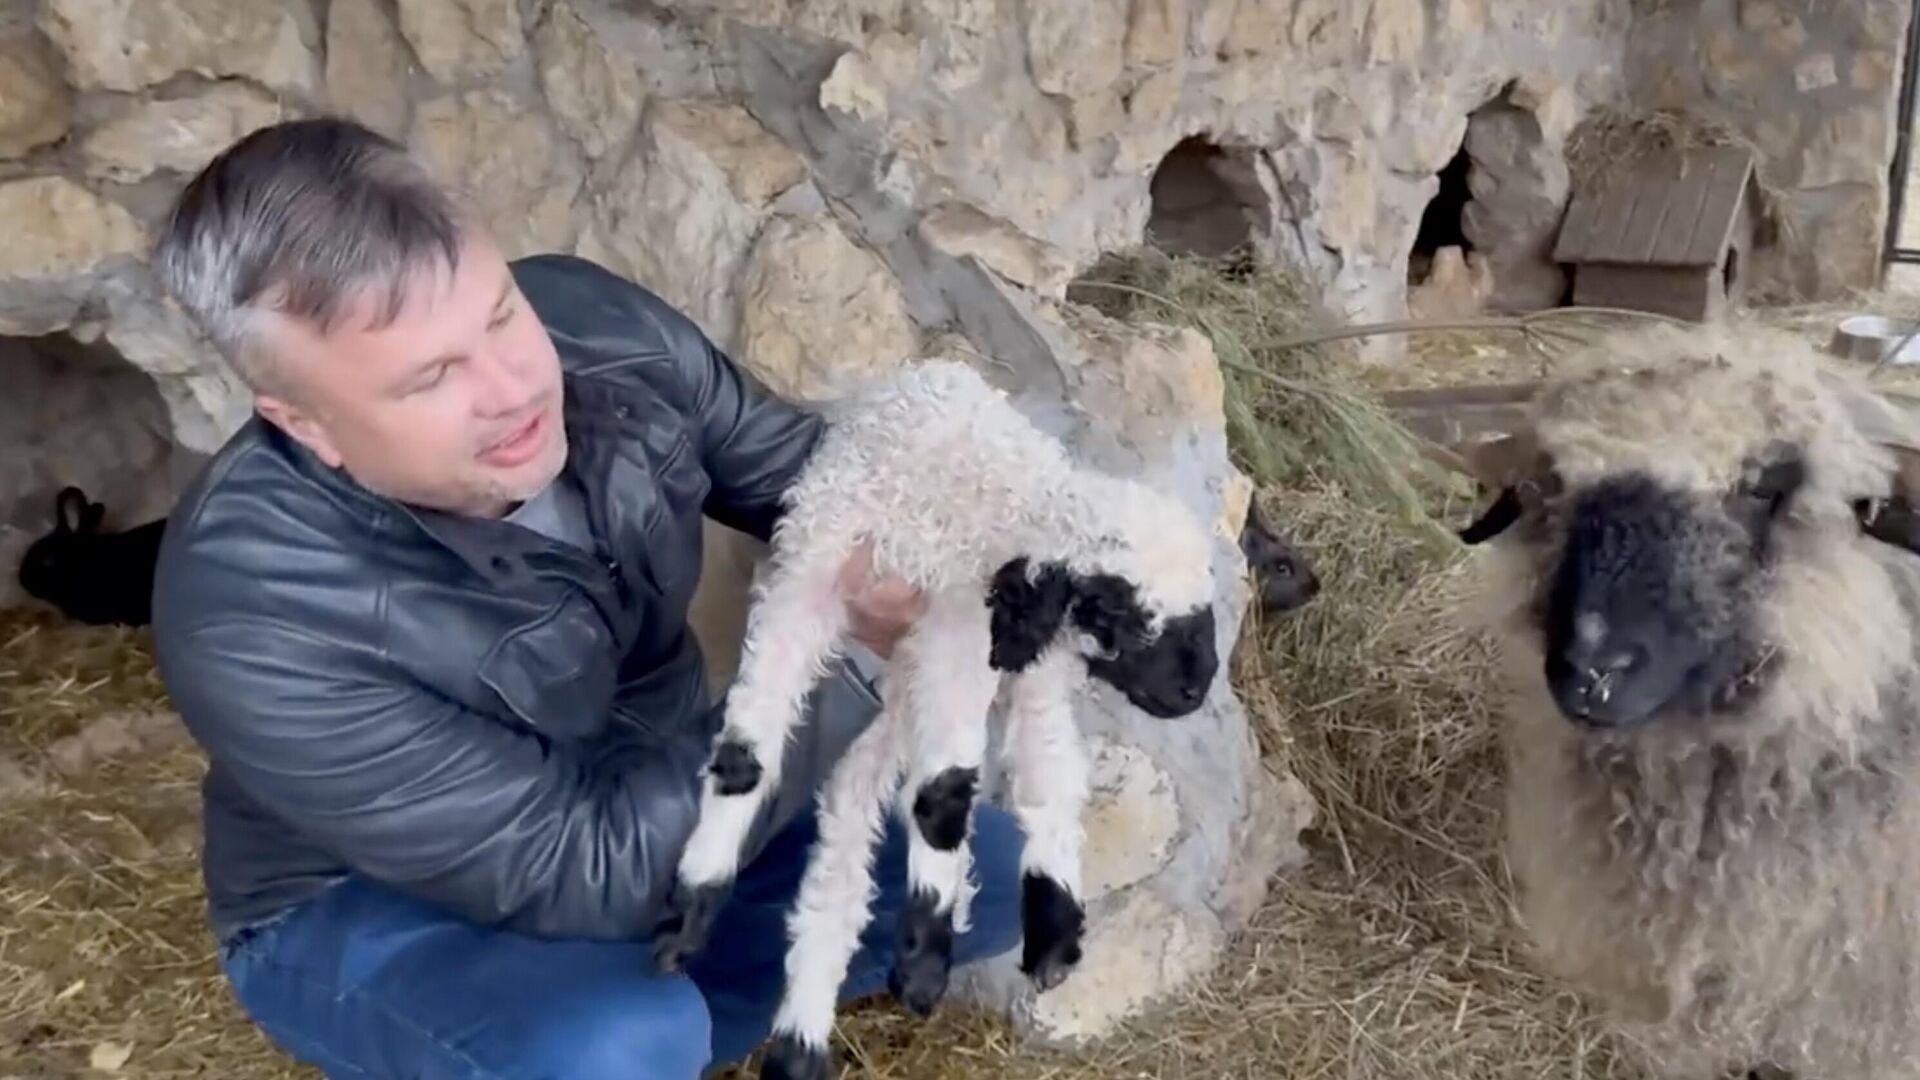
[837,538,925,660]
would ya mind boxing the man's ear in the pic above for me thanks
[256,391,345,469]
[986,557,1076,672]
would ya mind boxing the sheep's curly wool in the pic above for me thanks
[654,357,1221,1080]
[777,359,1216,616]
[1458,321,1920,1080]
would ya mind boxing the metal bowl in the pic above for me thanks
[1829,313,1920,365]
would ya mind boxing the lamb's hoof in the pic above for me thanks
[1019,872,1085,992]
[759,1032,831,1080]
[888,889,955,1017]
[709,738,763,796]
[651,880,730,972]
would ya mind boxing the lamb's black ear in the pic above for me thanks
[1068,574,1149,650]
[987,557,1075,672]
[1458,487,1522,545]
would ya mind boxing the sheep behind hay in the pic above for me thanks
[651,358,1228,1079]
[1444,321,1920,1080]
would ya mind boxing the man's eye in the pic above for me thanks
[409,362,452,394]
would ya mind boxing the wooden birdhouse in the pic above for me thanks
[1551,144,1760,323]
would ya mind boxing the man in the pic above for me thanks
[146,116,1026,1078]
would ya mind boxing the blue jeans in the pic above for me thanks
[217,805,1026,1079]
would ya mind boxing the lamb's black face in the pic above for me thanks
[1514,458,1800,732]
[985,559,1219,718]
[1073,574,1218,718]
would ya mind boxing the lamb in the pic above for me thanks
[1441,320,1920,1080]
[649,357,1233,1080]
[17,486,167,627]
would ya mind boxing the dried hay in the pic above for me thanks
[1068,248,1475,542]
[0,610,169,765]
[0,608,302,1079]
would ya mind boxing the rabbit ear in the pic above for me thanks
[54,487,88,532]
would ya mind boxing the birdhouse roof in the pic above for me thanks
[1551,144,1756,268]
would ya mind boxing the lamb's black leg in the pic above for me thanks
[1019,871,1085,991]
[759,1032,832,1080]
[887,765,977,1015]
[710,735,763,796]
[888,885,957,1017]
[651,877,732,972]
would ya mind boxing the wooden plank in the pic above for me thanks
[1647,152,1722,264]
[1380,382,1540,448]
[1678,147,1753,266]
[1552,188,1604,263]
[1377,382,1539,410]
[1610,156,1682,264]
[1582,173,1654,264]
[1555,146,1754,268]
[1386,403,1534,446]
[1571,263,1712,321]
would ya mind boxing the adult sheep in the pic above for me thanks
[1444,320,1920,1080]
[651,357,1241,1080]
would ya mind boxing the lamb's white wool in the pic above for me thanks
[767,668,910,1052]
[776,359,1216,623]
[654,357,1222,1079]
[1003,641,1089,898]
[899,588,997,933]
[675,558,848,887]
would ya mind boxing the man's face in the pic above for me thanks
[253,231,568,518]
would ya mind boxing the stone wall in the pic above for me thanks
[0,0,1908,1048]
[1625,0,1911,301]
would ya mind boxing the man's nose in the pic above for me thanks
[471,346,529,416]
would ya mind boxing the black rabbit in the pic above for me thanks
[16,486,167,627]
[1240,500,1321,615]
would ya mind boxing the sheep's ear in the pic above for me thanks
[1458,487,1523,545]
[1854,444,1920,556]
[986,557,1075,672]
[1818,377,1920,553]
[1458,431,1541,489]
[1441,429,1556,545]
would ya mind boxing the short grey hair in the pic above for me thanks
[152,116,469,395]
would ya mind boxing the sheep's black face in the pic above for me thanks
[1534,459,1800,732]
[985,558,1218,718]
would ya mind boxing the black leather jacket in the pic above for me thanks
[152,254,880,945]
